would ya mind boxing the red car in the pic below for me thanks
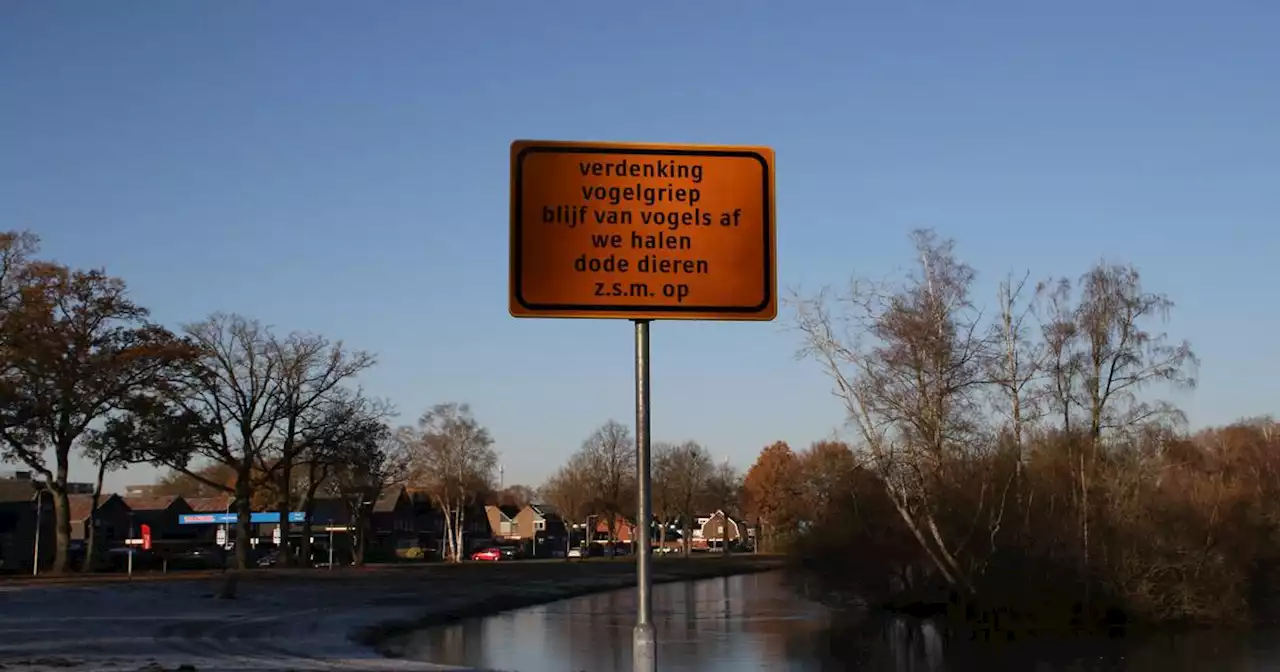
[470,547,502,561]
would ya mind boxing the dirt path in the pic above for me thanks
[0,556,784,672]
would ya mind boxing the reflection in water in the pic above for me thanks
[393,571,1280,671]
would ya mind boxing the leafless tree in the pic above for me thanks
[988,271,1045,452]
[296,390,393,563]
[1075,262,1198,442]
[580,420,636,542]
[1037,278,1083,435]
[703,459,743,554]
[793,229,988,592]
[665,440,712,556]
[262,332,375,566]
[540,454,591,555]
[652,442,680,551]
[328,416,409,565]
[143,313,286,570]
[407,403,497,562]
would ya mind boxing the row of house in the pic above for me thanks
[0,473,492,572]
[483,503,750,554]
[2,468,753,572]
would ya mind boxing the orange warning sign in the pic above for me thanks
[510,140,775,321]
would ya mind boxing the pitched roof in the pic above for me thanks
[185,495,233,513]
[0,479,37,503]
[122,495,180,512]
[528,503,561,519]
[497,504,520,519]
[373,487,405,512]
[67,495,97,522]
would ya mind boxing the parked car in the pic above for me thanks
[169,546,231,570]
[470,547,502,562]
[105,547,163,572]
[567,547,583,559]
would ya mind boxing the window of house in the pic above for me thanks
[534,520,545,531]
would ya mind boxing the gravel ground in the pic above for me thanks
[0,556,783,672]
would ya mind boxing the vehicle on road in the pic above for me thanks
[567,547,583,559]
[471,547,502,561]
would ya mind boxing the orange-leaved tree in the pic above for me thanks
[742,441,804,552]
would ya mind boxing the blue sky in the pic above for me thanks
[2,2,1277,491]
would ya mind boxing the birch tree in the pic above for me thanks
[409,403,496,562]
[793,229,987,593]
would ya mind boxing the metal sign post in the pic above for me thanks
[633,319,655,672]
[508,139,777,672]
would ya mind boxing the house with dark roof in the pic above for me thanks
[123,495,195,547]
[369,486,416,554]
[485,504,522,540]
[184,494,234,514]
[0,479,47,573]
[515,503,568,557]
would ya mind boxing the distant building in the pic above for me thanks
[124,484,161,497]
[0,470,93,495]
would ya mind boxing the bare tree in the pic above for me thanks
[407,403,497,562]
[703,459,743,555]
[989,272,1044,452]
[580,420,636,542]
[652,442,679,551]
[262,332,375,566]
[540,454,591,555]
[493,484,537,508]
[328,417,409,566]
[666,440,712,556]
[1037,278,1082,435]
[296,391,392,564]
[138,314,286,570]
[793,229,987,592]
[1075,262,1198,442]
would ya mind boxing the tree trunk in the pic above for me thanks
[234,463,253,570]
[437,498,456,562]
[51,486,71,574]
[454,499,465,563]
[50,444,73,575]
[298,478,323,567]
[81,460,108,573]
[352,509,368,567]
[275,465,293,567]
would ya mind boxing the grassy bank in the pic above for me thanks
[357,554,785,653]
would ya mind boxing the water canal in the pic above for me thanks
[390,571,1280,671]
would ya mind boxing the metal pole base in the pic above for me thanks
[633,622,656,672]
